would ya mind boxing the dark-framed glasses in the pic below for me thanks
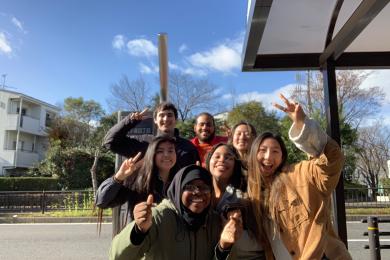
[183,184,211,194]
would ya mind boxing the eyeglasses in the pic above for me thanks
[183,184,211,194]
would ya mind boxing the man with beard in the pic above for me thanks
[191,112,228,167]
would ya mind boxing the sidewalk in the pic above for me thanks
[1,214,384,224]
[0,213,112,224]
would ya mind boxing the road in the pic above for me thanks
[0,223,111,260]
[0,222,389,260]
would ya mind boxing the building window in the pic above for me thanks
[16,107,27,115]
[45,113,52,127]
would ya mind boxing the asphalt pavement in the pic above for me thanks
[1,222,390,260]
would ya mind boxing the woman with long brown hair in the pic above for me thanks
[247,94,351,259]
[206,143,266,259]
[95,135,177,224]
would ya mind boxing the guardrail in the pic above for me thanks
[362,216,390,260]
[345,187,390,208]
[0,190,95,214]
[1,187,389,214]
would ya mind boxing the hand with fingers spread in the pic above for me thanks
[114,152,143,182]
[273,93,306,131]
[219,210,244,249]
[128,108,151,121]
[133,194,154,233]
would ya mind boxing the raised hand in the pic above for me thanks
[133,194,154,233]
[128,108,151,121]
[219,210,243,249]
[273,93,306,130]
[114,152,143,182]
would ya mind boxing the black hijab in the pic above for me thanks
[167,165,212,231]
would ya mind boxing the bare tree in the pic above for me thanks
[355,121,390,198]
[291,70,385,127]
[169,71,220,121]
[107,75,150,112]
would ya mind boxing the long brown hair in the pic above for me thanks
[247,132,287,249]
[131,135,177,194]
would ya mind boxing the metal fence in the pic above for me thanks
[344,187,390,208]
[0,187,389,213]
[0,190,95,213]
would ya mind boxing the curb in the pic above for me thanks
[0,215,382,224]
[0,216,112,224]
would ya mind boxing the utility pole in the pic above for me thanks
[1,74,6,89]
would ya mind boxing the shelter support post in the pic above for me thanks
[321,60,348,247]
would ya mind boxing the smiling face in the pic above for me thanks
[194,115,215,143]
[256,137,283,180]
[154,109,177,134]
[209,145,235,184]
[232,124,253,154]
[181,179,211,214]
[154,141,176,173]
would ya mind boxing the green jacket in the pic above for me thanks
[109,199,223,260]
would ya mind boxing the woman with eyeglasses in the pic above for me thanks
[109,165,243,260]
[95,135,177,227]
[206,143,266,259]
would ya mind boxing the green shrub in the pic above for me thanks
[0,177,59,191]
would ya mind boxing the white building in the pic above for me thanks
[0,89,60,176]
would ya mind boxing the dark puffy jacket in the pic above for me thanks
[102,116,199,170]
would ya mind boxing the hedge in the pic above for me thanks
[0,177,59,191]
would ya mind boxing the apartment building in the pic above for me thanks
[0,89,60,176]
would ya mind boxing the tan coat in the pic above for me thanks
[272,138,351,260]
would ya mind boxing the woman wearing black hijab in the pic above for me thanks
[109,165,243,260]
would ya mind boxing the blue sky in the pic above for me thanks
[1,0,389,123]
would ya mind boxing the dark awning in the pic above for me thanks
[242,0,390,71]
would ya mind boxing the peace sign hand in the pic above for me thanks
[114,152,143,182]
[273,93,306,130]
[128,108,151,121]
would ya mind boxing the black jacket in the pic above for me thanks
[102,116,200,170]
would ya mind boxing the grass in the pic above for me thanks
[346,208,390,215]
[9,208,112,218]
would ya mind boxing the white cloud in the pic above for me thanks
[139,63,159,74]
[0,32,12,55]
[236,84,297,111]
[127,38,157,57]
[360,69,390,102]
[168,62,179,70]
[11,16,26,33]
[179,44,188,53]
[187,34,243,73]
[181,67,207,77]
[222,93,233,100]
[112,34,125,50]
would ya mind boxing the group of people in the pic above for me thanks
[95,94,352,260]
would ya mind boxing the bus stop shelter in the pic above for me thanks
[242,0,390,246]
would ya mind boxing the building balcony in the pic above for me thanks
[5,114,48,136]
[1,149,39,168]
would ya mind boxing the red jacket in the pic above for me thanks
[190,135,228,167]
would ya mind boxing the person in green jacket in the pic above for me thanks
[109,165,243,260]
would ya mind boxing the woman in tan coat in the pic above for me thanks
[247,94,352,259]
